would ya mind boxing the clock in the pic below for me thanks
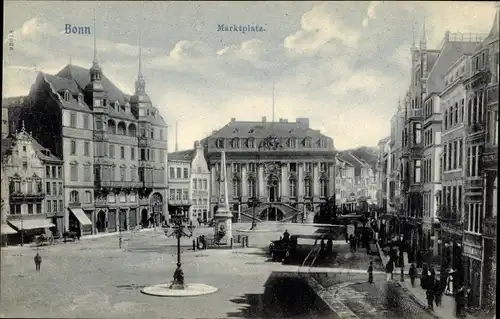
[219,196,225,203]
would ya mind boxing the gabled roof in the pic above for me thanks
[168,149,195,162]
[427,41,481,94]
[209,120,327,139]
[338,152,368,168]
[31,137,62,162]
[480,7,499,47]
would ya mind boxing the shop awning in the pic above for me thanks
[8,219,55,230]
[68,208,92,226]
[1,223,17,234]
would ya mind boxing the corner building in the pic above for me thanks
[203,117,336,222]
[18,43,168,235]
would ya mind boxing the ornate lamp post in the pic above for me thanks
[164,212,195,289]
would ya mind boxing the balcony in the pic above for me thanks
[138,136,150,147]
[487,85,498,105]
[409,108,423,119]
[95,180,144,189]
[93,130,106,141]
[482,149,498,169]
[68,201,81,208]
[436,206,462,225]
[9,192,45,201]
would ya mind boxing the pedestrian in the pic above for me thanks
[320,239,326,258]
[344,226,349,243]
[434,281,443,307]
[385,261,393,282]
[34,252,42,272]
[326,238,333,257]
[352,236,358,252]
[119,235,122,249]
[409,263,417,287]
[368,261,374,283]
[421,264,428,288]
[283,229,290,242]
[426,287,435,310]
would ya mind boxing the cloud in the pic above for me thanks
[284,3,360,56]
[362,1,382,28]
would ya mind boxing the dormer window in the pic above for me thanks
[304,137,312,148]
[77,93,83,104]
[319,138,326,148]
[287,138,296,148]
[64,91,70,102]
[151,111,156,117]
[115,101,120,111]
[231,138,240,148]
[247,138,255,148]
[216,138,224,148]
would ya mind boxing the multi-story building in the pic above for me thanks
[1,96,26,139]
[480,7,498,314]
[389,101,405,214]
[1,124,63,244]
[376,137,391,212]
[401,25,487,260]
[437,53,473,267]
[204,117,336,222]
[462,8,499,310]
[335,155,356,212]
[17,31,168,235]
[167,141,211,222]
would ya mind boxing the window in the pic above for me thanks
[414,160,421,183]
[36,204,41,214]
[304,137,312,148]
[203,179,207,190]
[59,182,63,195]
[46,166,51,178]
[468,145,480,177]
[130,147,135,160]
[247,179,255,198]
[232,178,241,197]
[84,165,91,181]
[109,145,115,158]
[320,179,328,197]
[58,167,62,179]
[151,150,155,162]
[120,146,125,159]
[176,189,182,200]
[84,191,92,203]
[467,203,483,234]
[320,163,327,172]
[70,164,78,181]
[70,112,77,127]
[448,143,452,170]
[193,179,198,190]
[120,167,126,181]
[28,204,33,215]
[413,123,422,144]
[140,149,146,161]
[231,138,240,148]
[216,138,224,148]
[454,103,459,124]
[248,163,256,173]
[444,111,448,130]
[289,179,297,198]
[47,200,51,213]
[288,138,296,148]
[182,190,188,200]
[304,178,312,197]
[70,190,79,203]
[130,168,136,181]
[304,163,311,172]
[169,167,175,179]
[247,138,255,148]
[70,140,76,155]
[169,189,175,201]
[83,114,90,129]
[289,163,297,172]
[84,141,90,156]
[176,168,181,179]
[183,168,189,179]
[453,140,458,169]
[52,182,56,195]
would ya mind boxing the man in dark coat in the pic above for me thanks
[34,253,42,272]
[409,263,417,287]
[426,287,435,310]
[368,261,374,283]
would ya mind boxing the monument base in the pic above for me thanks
[141,282,218,297]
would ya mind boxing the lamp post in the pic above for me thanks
[20,216,24,247]
[249,196,260,230]
[164,212,195,289]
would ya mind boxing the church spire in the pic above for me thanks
[90,9,102,82]
[135,30,146,94]
[420,18,427,49]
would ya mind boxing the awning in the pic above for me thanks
[1,223,17,235]
[69,208,92,226]
[8,219,55,230]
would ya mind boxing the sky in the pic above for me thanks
[2,1,498,151]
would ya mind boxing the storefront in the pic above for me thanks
[463,243,482,308]
[67,208,93,235]
[6,218,55,245]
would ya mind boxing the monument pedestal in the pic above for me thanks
[214,208,233,245]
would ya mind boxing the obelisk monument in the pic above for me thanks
[214,151,233,244]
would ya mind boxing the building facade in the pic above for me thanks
[190,141,210,222]
[389,101,405,214]
[335,155,356,212]
[18,35,168,235]
[377,137,391,213]
[167,150,193,220]
[204,117,336,222]
[1,125,63,244]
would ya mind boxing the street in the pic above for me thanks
[0,223,435,318]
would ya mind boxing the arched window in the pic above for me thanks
[64,91,70,101]
[84,191,93,203]
[319,138,326,148]
[304,178,312,197]
[320,179,328,197]
[247,138,255,148]
[107,119,116,134]
[288,138,296,148]
[117,122,127,135]
[304,137,312,148]
[289,179,297,198]
[231,138,240,148]
[77,93,83,104]
[248,178,255,198]
[70,190,79,203]
[232,178,241,198]
[128,123,137,137]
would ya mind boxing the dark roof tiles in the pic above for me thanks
[210,121,328,139]
[168,149,195,162]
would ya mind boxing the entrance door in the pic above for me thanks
[108,210,116,232]
[141,209,148,227]
[268,179,279,202]
[97,211,106,233]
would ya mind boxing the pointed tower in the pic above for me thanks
[410,23,419,86]
[420,20,428,80]
[214,151,233,244]
[130,31,153,118]
[84,10,106,111]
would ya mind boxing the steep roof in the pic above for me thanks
[56,64,129,105]
[210,120,327,139]
[168,149,195,162]
[427,41,481,94]
[480,7,499,47]
[338,152,368,168]
[426,51,440,72]
[31,137,62,162]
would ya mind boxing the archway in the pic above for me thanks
[141,209,148,227]
[97,210,106,233]
[150,192,163,226]
[259,207,284,221]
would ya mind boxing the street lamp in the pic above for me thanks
[249,196,260,230]
[163,212,196,289]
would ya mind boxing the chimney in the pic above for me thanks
[296,118,309,128]
[230,118,236,122]
[262,116,267,123]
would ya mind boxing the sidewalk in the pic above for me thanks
[376,243,484,319]
[80,227,157,240]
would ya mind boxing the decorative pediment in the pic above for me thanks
[11,173,21,179]
[247,171,256,179]
[288,171,297,180]
[120,164,127,168]
[70,160,79,165]
[83,161,92,166]
[32,173,40,179]
[264,162,281,177]
[304,171,312,179]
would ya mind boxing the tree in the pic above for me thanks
[314,196,337,224]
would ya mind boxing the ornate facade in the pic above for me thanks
[17,31,168,235]
[203,117,336,222]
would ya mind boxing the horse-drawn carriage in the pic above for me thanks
[62,231,80,243]
[268,239,293,262]
[34,234,54,246]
